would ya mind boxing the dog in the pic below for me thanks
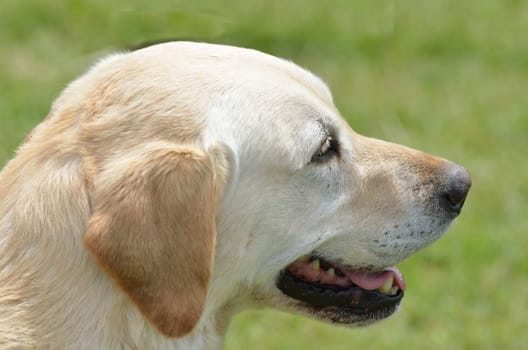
[0,42,471,349]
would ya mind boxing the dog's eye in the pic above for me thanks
[311,135,339,163]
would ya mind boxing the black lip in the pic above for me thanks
[276,270,403,314]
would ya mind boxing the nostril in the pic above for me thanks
[442,190,466,213]
[448,188,467,206]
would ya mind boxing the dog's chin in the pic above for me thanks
[281,297,401,327]
[273,255,405,326]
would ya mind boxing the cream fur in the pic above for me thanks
[0,42,468,349]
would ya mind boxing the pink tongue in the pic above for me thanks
[344,266,406,291]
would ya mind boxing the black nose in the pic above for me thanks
[440,163,471,214]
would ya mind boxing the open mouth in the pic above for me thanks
[276,256,406,318]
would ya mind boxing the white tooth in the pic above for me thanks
[298,255,309,263]
[309,259,320,270]
[378,275,394,295]
[389,286,399,295]
[327,268,335,277]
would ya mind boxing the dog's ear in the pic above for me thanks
[84,143,217,338]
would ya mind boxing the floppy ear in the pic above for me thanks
[84,143,216,338]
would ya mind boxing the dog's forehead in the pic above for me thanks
[80,42,341,169]
[133,42,333,104]
[134,42,343,167]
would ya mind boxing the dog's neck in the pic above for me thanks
[0,153,229,350]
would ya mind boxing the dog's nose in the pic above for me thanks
[440,162,471,214]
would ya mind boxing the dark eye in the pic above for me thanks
[311,135,339,163]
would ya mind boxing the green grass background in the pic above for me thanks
[1,0,527,349]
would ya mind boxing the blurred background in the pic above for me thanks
[1,0,527,348]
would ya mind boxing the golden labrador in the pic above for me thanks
[0,42,470,349]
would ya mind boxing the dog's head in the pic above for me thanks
[50,42,470,337]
